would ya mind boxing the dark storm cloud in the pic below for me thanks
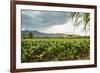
[21,10,71,31]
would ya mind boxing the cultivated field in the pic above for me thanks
[21,38,90,63]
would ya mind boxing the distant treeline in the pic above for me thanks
[21,32,90,39]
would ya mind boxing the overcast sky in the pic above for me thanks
[21,10,90,36]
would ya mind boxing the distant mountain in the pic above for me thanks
[21,30,82,38]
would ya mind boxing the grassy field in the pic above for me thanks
[21,38,90,63]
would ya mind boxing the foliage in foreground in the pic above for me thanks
[21,38,90,63]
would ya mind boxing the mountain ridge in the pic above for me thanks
[21,30,83,37]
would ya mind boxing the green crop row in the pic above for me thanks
[21,38,90,63]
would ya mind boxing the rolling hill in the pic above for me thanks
[21,30,83,38]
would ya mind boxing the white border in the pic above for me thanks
[16,5,94,69]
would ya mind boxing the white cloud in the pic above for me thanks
[40,20,89,36]
[41,21,73,34]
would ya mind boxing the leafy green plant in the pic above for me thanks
[21,38,90,63]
